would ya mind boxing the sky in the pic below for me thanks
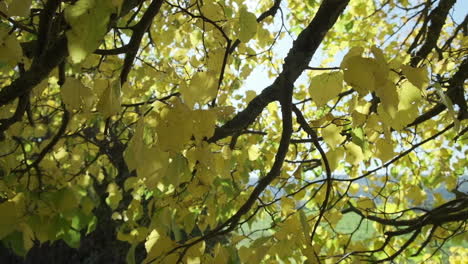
[242,0,467,95]
[240,0,468,192]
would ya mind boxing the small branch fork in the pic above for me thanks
[340,195,467,262]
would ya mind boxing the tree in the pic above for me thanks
[0,0,466,263]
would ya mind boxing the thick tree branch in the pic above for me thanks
[210,0,349,143]
[37,0,61,57]
[94,45,130,55]
[410,0,456,66]
[0,11,36,34]
[408,56,468,127]
[0,36,68,107]
[292,105,333,243]
[0,0,143,108]
[120,0,164,85]
[0,94,29,138]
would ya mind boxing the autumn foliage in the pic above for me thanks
[0,0,467,263]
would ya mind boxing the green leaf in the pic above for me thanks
[345,21,354,31]
[62,228,81,248]
[2,231,27,257]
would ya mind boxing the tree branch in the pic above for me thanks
[0,0,143,108]
[120,0,164,85]
[410,0,456,66]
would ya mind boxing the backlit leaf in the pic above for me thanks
[345,142,364,165]
[374,138,394,163]
[65,0,113,63]
[61,77,95,111]
[106,183,122,210]
[238,7,257,42]
[181,71,218,108]
[308,71,343,106]
[97,80,121,117]
[248,145,260,161]
[322,123,345,149]
[401,65,429,89]
[342,56,376,95]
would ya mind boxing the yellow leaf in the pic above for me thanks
[124,118,145,171]
[374,79,398,117]
[343,56,376,95]
[345,142,364,165]
[145,229,160,254]
[340,47,364,68]
[0,28,23,65]
[19,223,34,252]
[356,197,375,210]
[65,0,113,63]
[245,90,257,104]
[238,7,257,42]
[248,145,260,161]
[299,210,311,242]
[186,240,205,263]
[371,45,387,66]
[144,229,177,264]
[156,101,193,152]
[435,83,460,131]
[406,186,427,204]
[136,146,169,189]
[213,243,228,264]
[206,48,226,74]
[181,71,218,108]
[97,80,121,117]
[200,1,224,21]
[325,147,344,172]
[322,124,345,149]
[352,110,366,127]
[61,77,95,111]
[111,0,124,14]
[398,81,421,111]
[326,209,343,226]
[281,197,296,215]
[308,71,343,106]
[401,65,429,89]
[0,201,17,239]
[192,109,217,142]
[7,0,31,17]
[106,182,122,210]
[57,188,78,213]
[374,138,394,163]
